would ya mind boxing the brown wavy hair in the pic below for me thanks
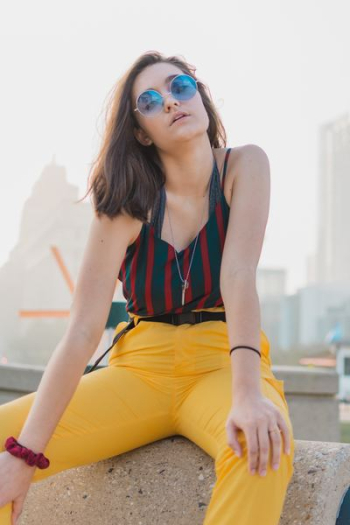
[78,51,227,222]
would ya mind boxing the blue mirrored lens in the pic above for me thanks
[136,75,197,116]
[171,74,197,100]
[137,90,163,116]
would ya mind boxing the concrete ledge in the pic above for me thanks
[0,363,44,403]
[273,364,339,395]
[272,365,340,442]
[19,436,350,525]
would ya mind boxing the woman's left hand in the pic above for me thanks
[225,393,291,477]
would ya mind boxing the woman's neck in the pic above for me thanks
[160,142,214,197]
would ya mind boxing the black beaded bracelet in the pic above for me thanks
[230,345,261,358]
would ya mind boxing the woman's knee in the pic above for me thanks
[215,427,294,483]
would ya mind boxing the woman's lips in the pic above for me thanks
[172,115,190,125]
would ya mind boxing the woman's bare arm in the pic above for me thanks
[12,211,138,457]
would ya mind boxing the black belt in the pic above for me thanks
[85,311,226,375]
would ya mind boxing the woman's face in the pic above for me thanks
[132,62,210,150]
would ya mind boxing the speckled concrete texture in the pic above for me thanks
[281,439,350,525]
[18,436,350,525]
[20,436,215,525]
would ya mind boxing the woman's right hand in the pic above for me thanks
[0,451,36,525]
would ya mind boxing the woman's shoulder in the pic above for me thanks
[213,144,267,185]
[213,144,266,156]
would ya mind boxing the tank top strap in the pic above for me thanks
[150,185,165,234]
[210,154,222,208]
[208,154,221,214]
[220,147,232,191]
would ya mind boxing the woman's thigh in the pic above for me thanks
[174,363,295,475]
[174,364,295,525]
[0,364,174,484]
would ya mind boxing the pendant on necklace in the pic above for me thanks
[181,280,189,306]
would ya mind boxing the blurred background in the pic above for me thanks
[1,1,350,435]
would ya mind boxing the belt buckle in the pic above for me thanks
[176,312,197,325]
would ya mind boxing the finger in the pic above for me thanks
[226,422,242,457]
[245,424,259,475]
[12,498,23,525]
[11,501,16,525]
[276,412,292,455]
[257,422,270,476]
[12,510,22,525]
[268,425,282,471]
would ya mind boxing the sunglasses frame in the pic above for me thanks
[133,74,198,118]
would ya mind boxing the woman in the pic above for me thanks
[0,51,295,525]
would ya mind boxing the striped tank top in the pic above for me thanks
[118,148,232,317]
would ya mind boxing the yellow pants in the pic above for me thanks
[0,307,295,524]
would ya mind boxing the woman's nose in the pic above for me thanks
[163,92,180,111]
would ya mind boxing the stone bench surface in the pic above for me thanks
[18,437,350,525]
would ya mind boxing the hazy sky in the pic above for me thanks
[1,0,349,295]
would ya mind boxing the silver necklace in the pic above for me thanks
[165,175,212,306]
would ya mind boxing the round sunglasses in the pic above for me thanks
[133,74,198,118]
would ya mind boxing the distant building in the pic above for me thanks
[279,283,350,350]
[314,112,350,286]
[0,158,125,366]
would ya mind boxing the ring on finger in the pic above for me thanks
[268,427,281,434]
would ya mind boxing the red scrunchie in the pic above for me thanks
[4,436,50,469]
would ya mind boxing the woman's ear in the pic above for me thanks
[134,127,153,146]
